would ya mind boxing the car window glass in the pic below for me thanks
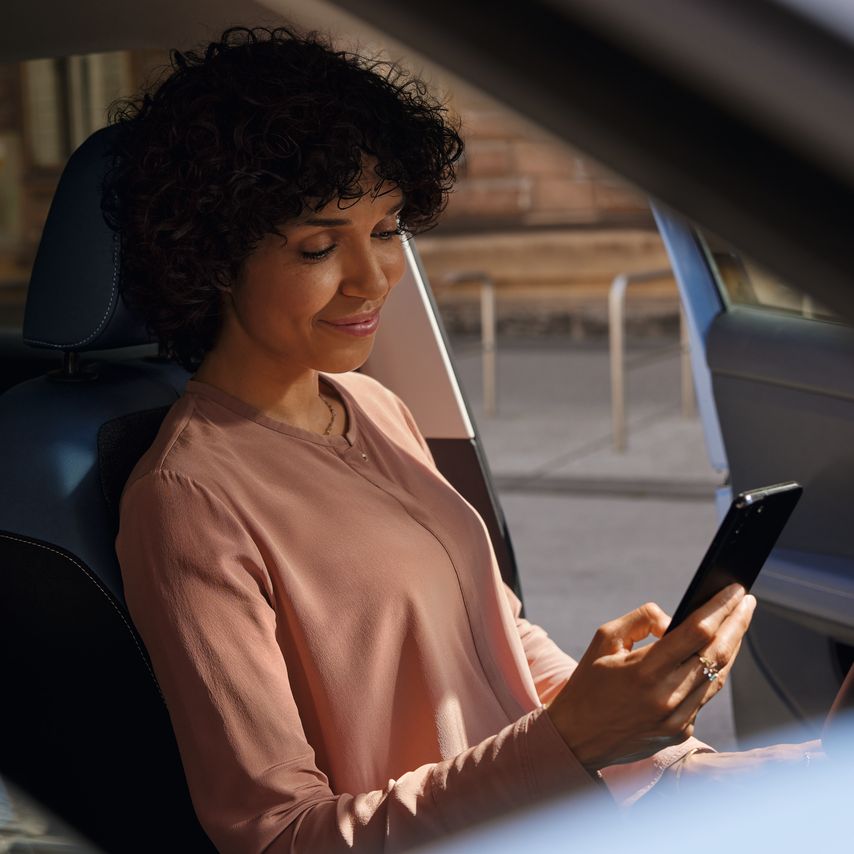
[699,229,841,323]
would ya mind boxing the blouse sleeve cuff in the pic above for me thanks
[520,707,609,800]
[598,736,715,807]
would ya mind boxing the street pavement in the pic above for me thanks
[448,333,739,752]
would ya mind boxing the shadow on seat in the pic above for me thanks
[0,126,216,852]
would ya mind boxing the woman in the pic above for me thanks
[112,26,813,853]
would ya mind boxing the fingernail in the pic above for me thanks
[744,594,757,611]
[725,583,745,601]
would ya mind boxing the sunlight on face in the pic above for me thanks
[219,182,407,380]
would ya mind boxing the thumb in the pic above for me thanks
[593,602,671,654]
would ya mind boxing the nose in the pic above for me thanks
[339,241,396,301]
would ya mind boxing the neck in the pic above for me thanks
[194,350,330,433]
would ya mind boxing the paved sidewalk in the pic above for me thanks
[449,335,723,498]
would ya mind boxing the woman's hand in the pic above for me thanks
[546,583,756,772]
[674,740,824,787]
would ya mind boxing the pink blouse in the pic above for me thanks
[116,372,704,852]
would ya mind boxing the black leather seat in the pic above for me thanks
[0,127,215,852]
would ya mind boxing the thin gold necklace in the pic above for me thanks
[319,393,335,436]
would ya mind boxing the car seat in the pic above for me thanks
[0,126,216,852]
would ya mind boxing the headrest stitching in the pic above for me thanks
[0,531,164,701]
[23,231,121,350]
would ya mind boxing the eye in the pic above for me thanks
[371,226,405,241]
[301,244,337,261]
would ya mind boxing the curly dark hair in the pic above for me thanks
[103,26,463,370]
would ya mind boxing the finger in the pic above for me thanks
[692,594,756,668]
[666,630,748,728]
[591,602,671,654]
[663,597,755,704]
[684,656,732,715]
[654,583,746,664]
[665,632,745,711]
[664,620,753,738]
[661,665,729,740]
[658,698,697,744]
[677,592,754,676]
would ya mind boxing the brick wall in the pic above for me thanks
[420,90,676,337]
[441,93,651,231]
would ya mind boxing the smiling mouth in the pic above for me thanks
[319,310,381,337]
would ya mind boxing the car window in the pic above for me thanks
[699,229,840,323]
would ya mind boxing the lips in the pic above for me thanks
[319,310,381,337]
[325,310,380,326]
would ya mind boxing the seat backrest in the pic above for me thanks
[0,127,216,852]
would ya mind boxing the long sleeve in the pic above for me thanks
[393,387,713,807]
[500,584,713,806]
[501,584,578,706]
[118,470,605,854]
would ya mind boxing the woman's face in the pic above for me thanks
[218,183,407,378]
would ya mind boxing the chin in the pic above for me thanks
[317,345,374,375]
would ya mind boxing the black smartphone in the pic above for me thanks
[664,481,803,634]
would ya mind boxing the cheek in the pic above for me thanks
[247,270,335,324]
[384,244,407,287]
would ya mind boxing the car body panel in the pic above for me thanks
[654,209,854,742]
[652,206,727,477]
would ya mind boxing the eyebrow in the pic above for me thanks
[301,200,404,228]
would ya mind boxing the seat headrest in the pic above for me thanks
[23,125,152,352]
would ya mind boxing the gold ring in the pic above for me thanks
[698,655,720,682]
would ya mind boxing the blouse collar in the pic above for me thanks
[184,373,358,448]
